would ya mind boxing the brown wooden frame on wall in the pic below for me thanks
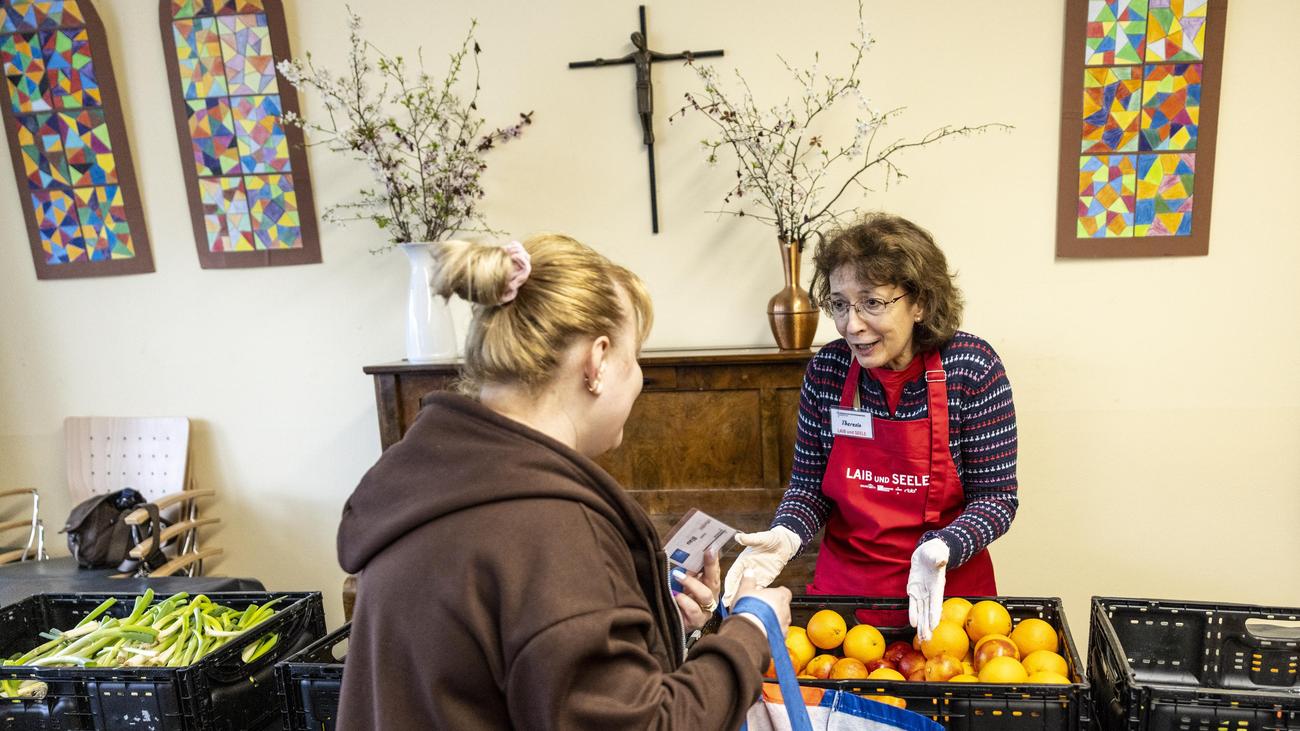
[1055,0,1227,258]
[159,0,320,269]
[1,0,154,279]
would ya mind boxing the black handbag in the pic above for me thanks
[62,487,168,572]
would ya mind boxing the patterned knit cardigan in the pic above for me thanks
[772,331,1019,569]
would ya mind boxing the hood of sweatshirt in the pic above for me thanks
[337,392,658,575]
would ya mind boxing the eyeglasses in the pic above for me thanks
[819,294,908,319]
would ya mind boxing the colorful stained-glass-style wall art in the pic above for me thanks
[1056,0,1226,257]
[1,0,153,278]
[159,0,319,268]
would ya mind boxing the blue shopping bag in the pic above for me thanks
[732,597,943,731]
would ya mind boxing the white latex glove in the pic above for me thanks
[907,538,950,641]
[721,526,801,609]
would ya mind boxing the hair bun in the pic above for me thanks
[428,240,516,306]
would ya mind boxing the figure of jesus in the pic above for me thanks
[619,31,675,146]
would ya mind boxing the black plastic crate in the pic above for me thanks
[0,591,326,731]
[275,621,348,731]
[786,595,1090,730]
[1089,596,1300,731]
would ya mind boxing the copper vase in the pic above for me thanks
[767,237,819,351]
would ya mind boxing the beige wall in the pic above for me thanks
[2,0,1297,646]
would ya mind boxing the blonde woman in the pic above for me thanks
[337,234,791,729]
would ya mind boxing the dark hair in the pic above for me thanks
[810,213,963,353]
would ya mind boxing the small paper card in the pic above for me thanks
[662,508,736,591]
[830,407,874,439]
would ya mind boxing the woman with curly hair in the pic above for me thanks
[723,213,1019,641]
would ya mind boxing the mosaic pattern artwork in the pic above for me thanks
[1,0,153,278]
[1078,154,1135,237]
[61,107,113,185]
[1082,66,1141,153]
[44,26,99,108]
[199,175,251,251]
[17,112,70,187]
[1,30,52,112]
[1061,0,1222,254]
[74,183,132,258]
[186,97,238,174]
[163,0,318,266]
[245,173,298,248]
[1085,0,1148,65]
[1146,0,1207,62]
[2,1,86,29]
[232,93,287,172]
[1135,153,1193,236]
[173,17,225,98]
[1140,63,1199,151]
[217,13,276,95]
[171,0,266,19]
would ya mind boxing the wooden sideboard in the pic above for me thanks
[347,347,821,618]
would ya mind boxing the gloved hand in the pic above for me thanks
[721,526,801,609]
[907,537,950,641]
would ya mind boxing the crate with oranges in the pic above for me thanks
[777,595,1091,730]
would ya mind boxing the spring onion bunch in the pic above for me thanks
[0,591,282,699]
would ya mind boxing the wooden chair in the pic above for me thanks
[64,417,220,577]
[0,488,45,565]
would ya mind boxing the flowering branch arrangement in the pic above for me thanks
[671,2,1009,250]
[277,11,532,250]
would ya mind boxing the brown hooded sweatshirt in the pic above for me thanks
[336,392,769,730]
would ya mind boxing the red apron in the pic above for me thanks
[808,350,996,612]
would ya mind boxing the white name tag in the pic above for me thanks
[830,407,874,439]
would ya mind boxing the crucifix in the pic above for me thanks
[569,6,723,234]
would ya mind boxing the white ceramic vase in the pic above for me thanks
[399,242,458,362]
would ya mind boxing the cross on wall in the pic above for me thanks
[569,5,723,234]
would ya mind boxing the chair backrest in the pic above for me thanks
[62,417,219,577]
[64,417,192,506]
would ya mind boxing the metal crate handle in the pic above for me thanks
[1243,617,1300,643]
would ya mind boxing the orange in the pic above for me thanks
[830,657,869,680]
[940,597,973,627]
[1009,618,1059,656]
[923,655,964,681]
[1022,650,1069,678]
[842,624,885,663]
[806,610,848,650]
[1026,671,1072,685]
[972,635,1020,671]
[949,674,978,683]
[965,601,1012,643]
[920,620,970,661]
[862,694,906,709]
[804,654,838,680]
[961,661,976,676]
[977,655,1029,684]
[974,632,1014,652]
[785,627,816,673]
[866,667,905,681]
